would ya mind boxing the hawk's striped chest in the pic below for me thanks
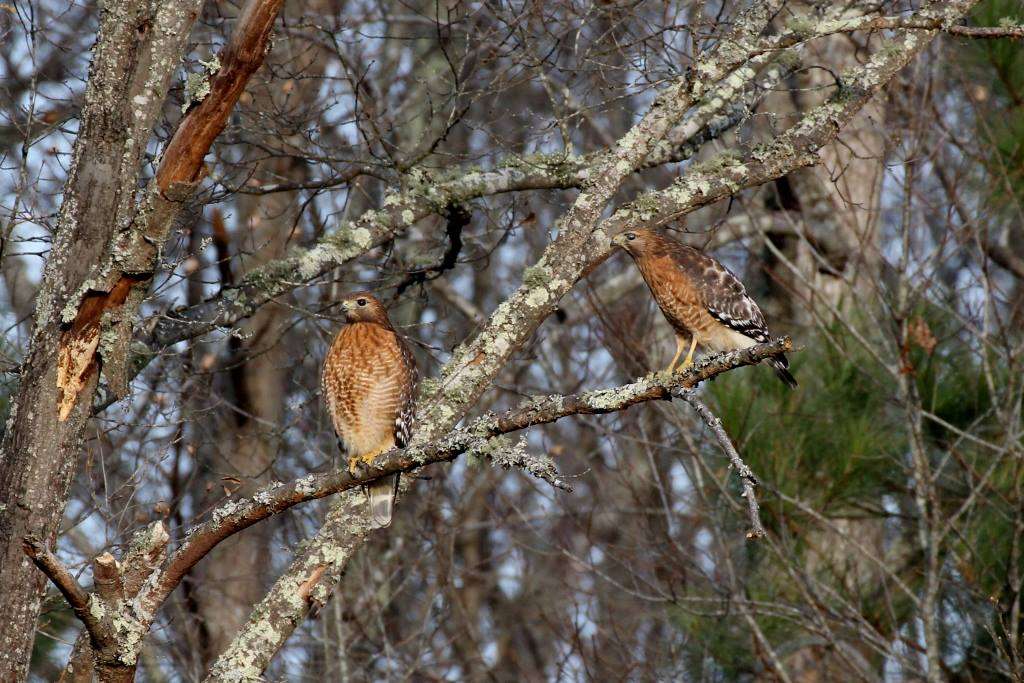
[321,322,416,458]
[635,251,715,338]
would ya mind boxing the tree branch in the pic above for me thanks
[133,339,791,628]
[129,45,797,365]
[197,4,978,672]
[22,538,107,647]
[57,522,170,681]
[674,389,767,539]
[98,0,288,398]
[0,0,206,674]
[203,339,791,678]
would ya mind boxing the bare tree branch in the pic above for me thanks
[22,538,102,640]
[0,0,206,673]
[674,389,766,539]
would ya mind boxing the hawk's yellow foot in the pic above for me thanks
[677,337,698,372]
[360,445,388,466]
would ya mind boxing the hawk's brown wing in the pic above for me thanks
[394,335,418,448]
[667,242,771,343]
[666,241,796,388]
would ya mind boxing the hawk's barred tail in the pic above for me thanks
[367,474,399,526]
[768,355,798,389]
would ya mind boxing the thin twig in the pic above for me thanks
[477,435,572,491]
[673,389,767,539]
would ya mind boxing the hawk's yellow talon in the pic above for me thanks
[361,446,387,466]
[680,337,697,370]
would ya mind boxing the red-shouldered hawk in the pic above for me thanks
[611,228,797,388]
[322,291,418,526]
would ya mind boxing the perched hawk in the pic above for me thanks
[611,228,797,388]
[322,292,418,525]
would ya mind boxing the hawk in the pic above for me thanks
[611,228,797,388]
[322,291,418,525]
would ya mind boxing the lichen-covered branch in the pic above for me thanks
[201,339,791,679]
[26,523,170,682]
[135,339,789,613]
[196,2,976,674]
[204,491,372,682]
[414,2,787,446]
[0,0,285,677]
[135,46,797,363]
[37,338,791,681]
[22,538,101,639]
[101,0,287,397]
[478,435,572,492]
[28,1,983,678]
[57,522,171,682]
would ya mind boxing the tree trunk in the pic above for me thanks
[0,1,201,676]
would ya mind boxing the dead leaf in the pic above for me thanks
[907,316,937,355]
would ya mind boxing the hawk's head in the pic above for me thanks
[340,291,392,326]
[611,228,660,255]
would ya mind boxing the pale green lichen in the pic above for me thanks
[97,326,122,358]
[350,226,372,248]
[689,150,743,175]
[490,303,513,329]
[127,521,168,555]
[295,474,317,495]
[695,60,717,77]
[418,376,440,399]
[785,15,816,39]
[466,434,514,461]
[295,223,373,280]
[522,264,551,289]
[60,278,98,323]
[211,499,243,523]
[490,336,510,356]
[88,596,107,621]
[181,55,221,113]
[111,608,148,665]
[525,288,550,307]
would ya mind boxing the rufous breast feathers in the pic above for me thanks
[322,322,415,458]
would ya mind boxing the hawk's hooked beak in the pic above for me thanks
[611,233,627,249]
[340,300,354,314]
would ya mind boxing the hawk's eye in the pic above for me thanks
[356,298,367,307]
[626,232,636,241]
